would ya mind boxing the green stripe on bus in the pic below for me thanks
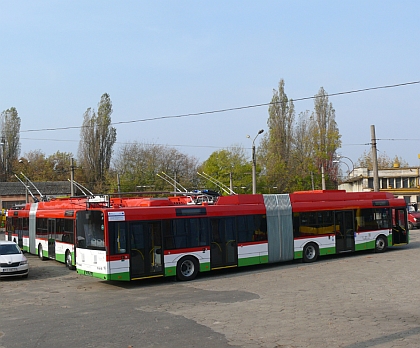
[238,255,268,267]
[200,262,211,272]
[165,266,176,277]
[355,240,375,251]
[294,246,336,260]
[55,253,65,263]
[76,269,129,281]
[319,246,336,256]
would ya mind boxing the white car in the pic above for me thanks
[0,241,29,279]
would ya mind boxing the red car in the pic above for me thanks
[408,211,420,230]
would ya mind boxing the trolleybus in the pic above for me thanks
[5,197,87,269]
[5,190,409,281]
[74,190,408,281]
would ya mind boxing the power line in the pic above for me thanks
[20,80,420,134]
[20,137,224,149]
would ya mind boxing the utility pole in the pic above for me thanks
[371,125,379,192]
[117,173,121,194]
[70,158,75,196]
[321,164,326,190]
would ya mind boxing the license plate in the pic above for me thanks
[2,268,18,272]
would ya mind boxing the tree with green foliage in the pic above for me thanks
[310,87,341,188]
[78,93,117,192]
[18,150,76,182]
[1,107,21,181]
[262,79,296,192]
[259,81,342,192]
[198,147,252,194]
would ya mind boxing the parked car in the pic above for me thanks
[408,211,420,230]
[0,241,29,279]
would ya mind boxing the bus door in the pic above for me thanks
[129,221,163,279]
[48,219,56,259]
[334,210,355,253]
[210,217,237,269]
[392,208,408,245]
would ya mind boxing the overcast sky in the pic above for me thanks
[1,1,419,170]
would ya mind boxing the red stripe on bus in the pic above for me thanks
[164,247,208,255]
[237,241,268,247]
[294,234,335,240]
[107,254,129,262]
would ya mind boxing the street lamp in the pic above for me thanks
[18,159,31,203]
[335,155,355,176]
[247,129,264,194]
[0,138,5,181]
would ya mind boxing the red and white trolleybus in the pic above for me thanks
[73,190,408,281]
[5,190,408,281]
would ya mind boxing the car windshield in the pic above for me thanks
[0,244,21,255]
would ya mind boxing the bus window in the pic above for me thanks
[76,211,105,250]
[357,208,390,231]
[237,215,267,243]
[166,218,209,250]
[108,222,127,254]
[295,211,335,236]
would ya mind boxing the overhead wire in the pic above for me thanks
[20,80,420,134]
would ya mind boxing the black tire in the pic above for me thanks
[38,244,46,261]
[303,243,319,263]
[176,256,199,281]
[408,222,414,230]
[375,235,388,253]
[66,250,76,270]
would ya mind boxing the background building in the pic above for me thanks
[0,181,71,209]
[338,164,420,205]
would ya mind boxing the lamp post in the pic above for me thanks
[247,129,264,194]
[0,138,5,181]
[18,159,31,203]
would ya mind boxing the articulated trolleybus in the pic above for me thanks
[5,190,408,281]
[75,190,408,281]
[5,198,87,269]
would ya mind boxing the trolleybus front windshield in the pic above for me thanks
[76,211,105,250]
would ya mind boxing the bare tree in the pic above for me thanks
[112,142,199,193]
[356,150,408,169]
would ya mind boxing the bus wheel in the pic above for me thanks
[375,235,388,253]
[66,251,75,270]
[38,245,46,261]
[303,243,318,263]
[176,256,199,281]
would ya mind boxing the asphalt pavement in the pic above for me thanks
[1,231,420,348]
